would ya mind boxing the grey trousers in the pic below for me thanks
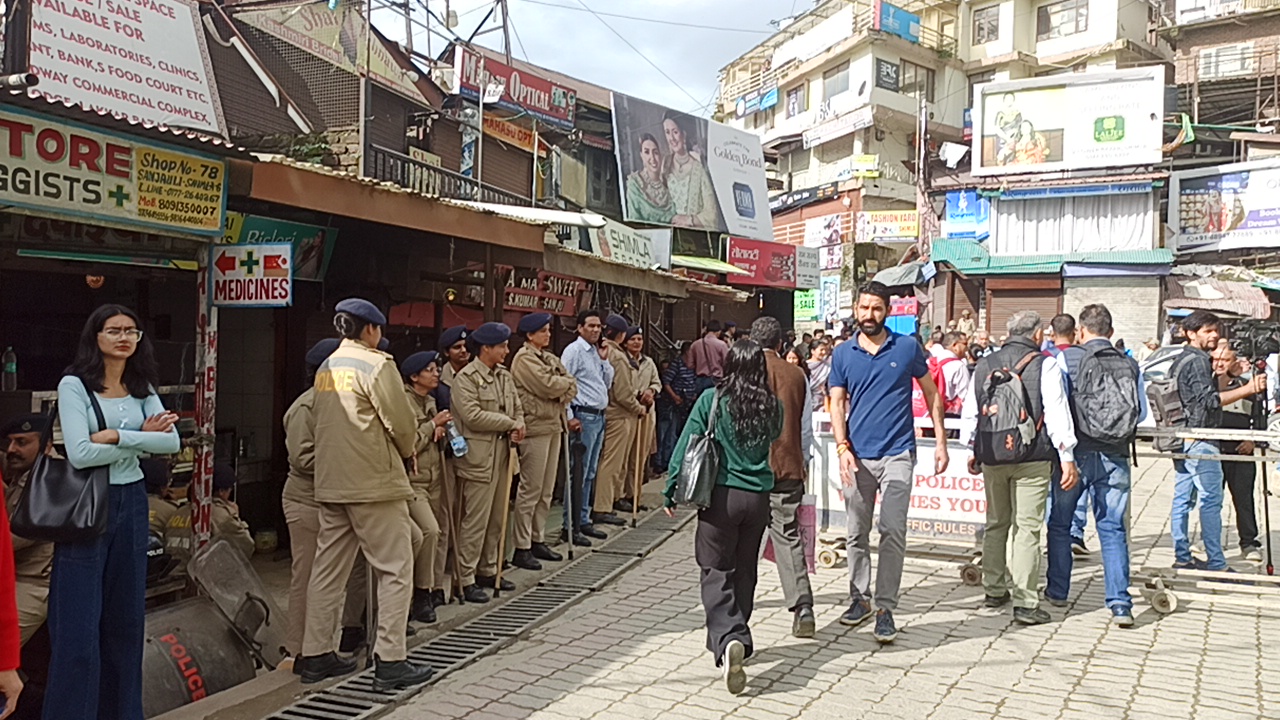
[769,479,814,612]
[844,450,915,612]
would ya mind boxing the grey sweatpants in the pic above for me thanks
[844,450,915,612]
[769,479,814,612]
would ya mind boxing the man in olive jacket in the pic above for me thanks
[452,322,526,604]
[510,313,578,571]
[593,314,646,525]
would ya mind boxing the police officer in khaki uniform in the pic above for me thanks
[143,457,180,537]
[623,326,660,509]
[452,322,525,604]
[401,351,447,624]
[593,314,646,525]
[3,413,54,645]
[164,463,255,576]
[297,299,434,691]
[510,313,577,571]
[434,325,470,411]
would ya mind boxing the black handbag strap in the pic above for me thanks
[55,376,109,436]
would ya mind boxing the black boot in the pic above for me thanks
[411,588,437,624]
[297,652,358,684]
[373,655,435,692]
[512,548,542,571]
[475,574,516,591]
[462,584,490,604]
[338,626,366,654]
[429,588,446,608]
[531,542,563,562]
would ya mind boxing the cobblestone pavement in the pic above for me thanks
[384,460,1279,720]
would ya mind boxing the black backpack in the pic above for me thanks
[1071,344,1141,447]
[975,351,1042,466]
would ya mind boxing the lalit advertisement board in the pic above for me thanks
[612,92,772,242]
[971,67,1164,177]
[1169,158,1280,254]
[726,237,796,288]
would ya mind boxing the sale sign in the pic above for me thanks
[0,107,226,236]
[29,0,225,136]
[726,236,796,288]
[211,243,293,307]
[454,47,577,130]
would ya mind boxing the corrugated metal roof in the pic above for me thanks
[930,239,1173,276]
[1164,276,1270,320]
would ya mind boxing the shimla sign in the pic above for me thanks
[211,243,293,307]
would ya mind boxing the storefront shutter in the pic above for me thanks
[949,275,980,325]
[985,277,1062,335]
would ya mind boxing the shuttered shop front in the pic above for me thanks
[985,277,1061,334]
[948,274,980,325]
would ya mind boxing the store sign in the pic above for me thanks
[580,217,664,270]
[795,246,819,289]
[237,2,429,105]
[769,182,838,213]
[29,0,225,137]
[849,154,880,178]
[803,213,845,247]
[794,289,819,321]
[1170,158,1280,253]
[859,210,919,242]
[0,108,226,236]
[903,444,985,540]
[223,213,336,281]
[803,105,874,149]
[483,116,547,156]
[211,243,293,307]
[726,237,796,288]
[875,59,900,92]
[499,266,587,316]
[820,243,842,270]
[873,1,921,44]
[943,190,990,241]
[972,67,1164,177]
[820,274,841,322]
[454,47,577,130]
[735,84,779,118]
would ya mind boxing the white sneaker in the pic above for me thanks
[722,640,746,695]
[1244,546,1264,563]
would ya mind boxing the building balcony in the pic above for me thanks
[365,144,533,206]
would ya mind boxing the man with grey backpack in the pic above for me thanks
[962,310,1078,625]
[1044,304,1144,627]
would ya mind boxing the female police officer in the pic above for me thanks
[295,299,434,692]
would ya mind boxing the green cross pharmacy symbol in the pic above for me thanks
[108,185,131,208]
[239,250,260,276]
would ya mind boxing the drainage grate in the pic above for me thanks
[326,667,434,706]
[639,507,696,532]
[265,690,384,719]
[456,586,588,637]
[539,552,640,591]
[403,628,512,676]
[595,526,675,558]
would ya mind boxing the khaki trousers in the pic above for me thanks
[408,487,441,590]
[594,414,638,513]
[341,515,423,628]
[982,461,1051,610]
[427,469,455,592]
[514,433,561,548]
[458,448,511,587]
[16,578,48,646]
[301,500,416,661]
[285,498,374,653]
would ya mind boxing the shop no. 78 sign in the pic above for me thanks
[211,243,292,307]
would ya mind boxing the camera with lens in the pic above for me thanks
[1228,320,1280,361]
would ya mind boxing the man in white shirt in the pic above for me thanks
[961,311,1078,626]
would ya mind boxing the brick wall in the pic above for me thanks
[1063,276,1162,347]
[1172,15,1280,84]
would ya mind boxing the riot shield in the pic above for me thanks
[189,538,288,669]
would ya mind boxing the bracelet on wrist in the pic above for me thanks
[836,442,851,456]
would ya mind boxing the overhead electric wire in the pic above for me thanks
[516,0,771,35]
[570,0,704,108]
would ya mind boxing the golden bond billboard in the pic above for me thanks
[0,108,226,237]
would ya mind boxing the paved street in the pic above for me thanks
[383,459,1279,720]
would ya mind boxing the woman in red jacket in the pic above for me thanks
[0,468,27,718]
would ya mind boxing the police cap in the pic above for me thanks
[2,413,47,437]
[471,322,512,347]
[625,325,642,341]
[335,298,387,326]
[378,338,391,352]
[213,462,239,491]
[439,325,468,351]
[518,312,553,335]
[401,351,440,380]
[305,338,341,369]
[140,458,172,494]
[605,313,629,333]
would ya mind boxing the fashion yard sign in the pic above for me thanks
[454,47,577,130]
[0,108,226,236]
[29,0,225,136]
[211,243,293,307]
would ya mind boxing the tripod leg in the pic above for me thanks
[562,433,574,561]
[493,447,517,599]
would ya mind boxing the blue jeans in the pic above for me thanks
[45,481,148,720]
[1046,450,1133,610]
[568,412,606,528]
[1172,440,1227,570]
[1045,462,1089,540]
[657,403,690,471]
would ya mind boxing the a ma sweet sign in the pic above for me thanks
[0,108,226,236]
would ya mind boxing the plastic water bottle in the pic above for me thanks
[2,347,15,392]
[446,421,468,457]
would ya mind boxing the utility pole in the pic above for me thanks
[914,94,939,260]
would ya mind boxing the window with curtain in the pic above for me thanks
[990,193,1153,255]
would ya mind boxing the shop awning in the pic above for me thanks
[243,155,547,253]
[544,245,689,298]
[441,201,608,228]
[1163,276,1271,320]
[672,255,752,276]
[931,239,1173,276]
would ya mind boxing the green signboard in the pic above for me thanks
[794,289,818,322]
[223,212,337,281]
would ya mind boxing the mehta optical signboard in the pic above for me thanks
[454,47,577,130]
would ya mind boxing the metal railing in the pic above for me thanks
[365,144,532,206]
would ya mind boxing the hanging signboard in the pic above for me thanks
[0,107,227,237]
[211,243,293,307]
[804,213,845,247]
[578,217,665,270]
[1169,158,1280,253]
[873,1,922,44]
[794,289,819,322]
[29,0,226,137]
[454,47,577,130]
[820,274,841,323]
[858,210,919,242]
[726,237,796,288]
[803,106,874,149]
[795,246,820,289]
[223,212,337,281]
[498,265,588,316]
[820,243,843,270]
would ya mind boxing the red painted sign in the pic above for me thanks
[498,265,588,317]
[726,237,797,289]
[453,47,577,130]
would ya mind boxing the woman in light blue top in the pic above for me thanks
[45,304,179,720]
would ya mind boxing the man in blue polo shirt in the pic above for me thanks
[829,282,948,644]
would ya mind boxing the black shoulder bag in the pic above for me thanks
[12,378,111,543]
[672,391,723,510]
